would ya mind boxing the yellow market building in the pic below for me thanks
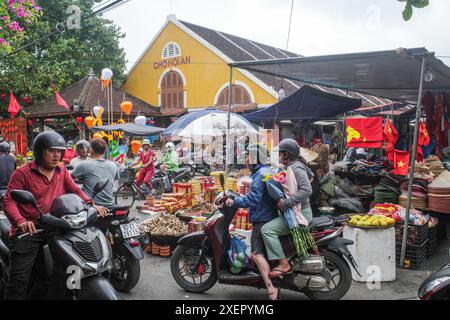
[122,15,304,122]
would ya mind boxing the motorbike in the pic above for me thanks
[151,162,193,195]
[418,248,450,300]
[170,174,359,300]
[95,204,147,293]
[0,180,119,300]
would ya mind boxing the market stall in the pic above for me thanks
[137,171,253,258]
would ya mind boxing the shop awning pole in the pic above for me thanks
[400,56,427,267]
[226,65,233,173]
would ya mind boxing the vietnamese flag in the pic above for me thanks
[418,120,431,146]
[8,92,21,118]
[383,119,398,162]
[50,82,70,110]
[416,145,424,163]
[392,150,410,176]
[346,117,383,148]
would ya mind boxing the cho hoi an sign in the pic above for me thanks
[154,56,191,70]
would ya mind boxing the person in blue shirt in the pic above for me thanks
[226,144,279,300]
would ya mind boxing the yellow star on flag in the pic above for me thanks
[398,161,405,168]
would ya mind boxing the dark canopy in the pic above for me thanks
[91,123,164,136]
[243,85,361,125]
[232,48,450,104]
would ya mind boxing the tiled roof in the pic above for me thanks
[26,76,158,118]
[178,19,393,110]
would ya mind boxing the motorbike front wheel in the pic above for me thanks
[109,243,141,293]
[304,250,352,300]
[171,244,217,293]
[115,184,136,208]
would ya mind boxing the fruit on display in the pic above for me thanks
[348,214,395,228]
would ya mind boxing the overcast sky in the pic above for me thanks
[103,0,450,69]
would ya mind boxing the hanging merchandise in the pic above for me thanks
[101,68,113,88]
[392,150,410,176]
[75,117,83,124]
[120,101,133,115]
[383,119,399,163]
[346,117,383,148]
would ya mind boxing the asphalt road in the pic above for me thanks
[118,203,450,301]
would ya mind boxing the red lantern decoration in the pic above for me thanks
[27,120,33,126]
[0,93,6,101]
[23,95,32,104]
[76,116,83,124]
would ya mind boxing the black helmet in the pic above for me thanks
[278,138,300,158]
[0,142,10,153]
[75,140,90,150]
[33,132,66,165]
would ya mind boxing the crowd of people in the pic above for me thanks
[0,128,325,301]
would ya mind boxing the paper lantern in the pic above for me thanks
[92,106,104,118]
[131,140,142,155]
[0,93,6,101]
[120,101,133,115]
[101,68,113,81]
[85,116,96,129]
[75,117,83,124]
[134,115,146,126]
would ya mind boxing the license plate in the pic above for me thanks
[120,222,141,239]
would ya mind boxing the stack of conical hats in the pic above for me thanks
[428,171,450,213]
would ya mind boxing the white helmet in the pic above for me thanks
[165,142,175,151]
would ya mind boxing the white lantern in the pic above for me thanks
[135,115,147,126]
[101,68,113,81]
[92,106,104,118]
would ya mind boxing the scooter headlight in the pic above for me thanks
[61,211,88,229]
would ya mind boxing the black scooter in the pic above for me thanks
[151,162,193,195]
[418,249,450,300]
[95,204,147,292]
[0,180,119,300]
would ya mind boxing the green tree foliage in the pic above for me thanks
[0,0,127,117]
[398,0,430,21]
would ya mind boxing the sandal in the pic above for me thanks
[269,267,293,278]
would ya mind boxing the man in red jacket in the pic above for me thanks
[2,131,107,300]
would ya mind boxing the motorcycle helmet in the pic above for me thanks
[75,140,90,156]
[165,142,175,152]
[278,138,300,158]
[33,132,66,165]
[0,142,10,153]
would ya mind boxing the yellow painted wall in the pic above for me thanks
[121,21,278,109]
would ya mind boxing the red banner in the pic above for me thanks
[346,117,383,148]
[0,117,27,156]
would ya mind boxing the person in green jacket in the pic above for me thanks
[163,142,179,177]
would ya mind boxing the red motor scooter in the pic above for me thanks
[170,175,360,300]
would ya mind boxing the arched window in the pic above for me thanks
[161,71,184,110]
[162,42,181,59]
[216,85,251,106]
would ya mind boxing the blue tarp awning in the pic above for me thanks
[243,85,361,125]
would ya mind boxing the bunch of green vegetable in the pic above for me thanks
[291,226,318,258]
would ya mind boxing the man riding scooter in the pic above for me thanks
[161,142,179,180]
[2,132,108,300]
[225,144,280,300]
[69,140,91,169]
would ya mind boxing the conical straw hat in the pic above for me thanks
[300,147,319,164]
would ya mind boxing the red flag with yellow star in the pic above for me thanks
[392,150,410,176]
[418,120,430,146]
[346,117,383,148]
[383,119,399,162]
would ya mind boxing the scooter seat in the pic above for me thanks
[310,216,334,230]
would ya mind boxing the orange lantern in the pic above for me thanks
[131,140,142,155]
[120,101,133,115]
[84,116,95,129]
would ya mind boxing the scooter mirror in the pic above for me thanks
[11,190,38,208]
[219,173,225,191]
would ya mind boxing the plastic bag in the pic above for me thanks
[227,236,252,274]
[320,171,336,185]
[330,197,363,213]
[336,177,359,196]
